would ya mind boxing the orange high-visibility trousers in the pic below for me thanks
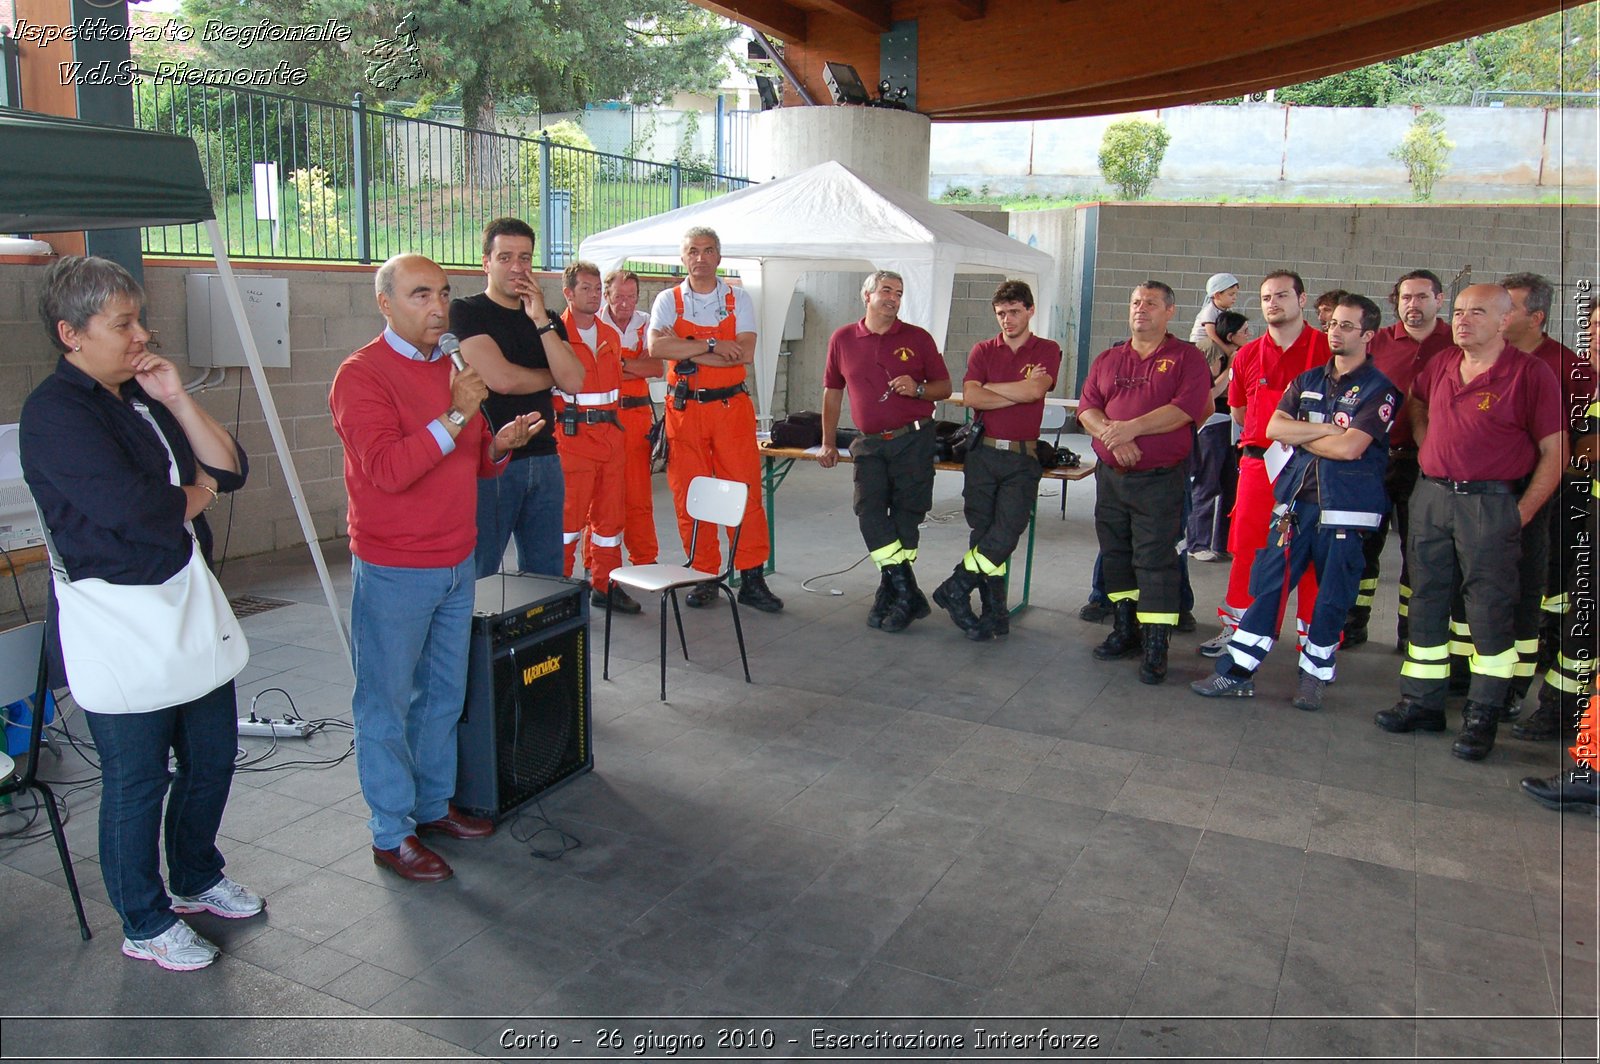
[664,390,769,573]
[618,402,659,565]
[560,426,626,593]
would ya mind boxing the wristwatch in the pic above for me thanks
[915,382,926,398]
[535,319,558,336]
[445,409,468,427]
[706,338,717,356]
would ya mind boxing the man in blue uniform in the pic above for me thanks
[1192,294,1399,711]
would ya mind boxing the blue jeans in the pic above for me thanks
[350,556,475,851]
[475,452,564,578]
[83,682,237,941]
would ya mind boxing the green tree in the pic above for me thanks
[177,0,739,129]
[1391,110,1453,200]
[1097,119,1171,200]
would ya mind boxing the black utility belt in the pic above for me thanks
[681,383,746,404]
[619,395,654,409]
[1422,474,1525,496]
[1242,444,1269,459]
[979,437,1037,457]
[871,419,931,441]
[559,407,621,435]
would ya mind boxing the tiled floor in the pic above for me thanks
[2,448,1597,1062]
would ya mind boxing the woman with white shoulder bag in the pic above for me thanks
[20,256,260,972]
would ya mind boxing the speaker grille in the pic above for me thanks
[486,626,590,817]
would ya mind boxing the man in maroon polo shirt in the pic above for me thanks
[819,270,953,632]
[1346,268,1453,649]
[1078,281,1212,683]
[1502,271,1595,735]
[933,280,1061,641]
[1375,284,1564,762]
[1200,270,1328,659]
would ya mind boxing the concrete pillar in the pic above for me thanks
[747,107,934,420]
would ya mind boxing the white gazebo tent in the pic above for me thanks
[579,160,1058,420]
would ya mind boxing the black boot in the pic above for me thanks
[866,569,893,629]
[879,563,916,633]
[1500,683,1528,722]
[1342,605,1369,649]
[903,565,931,621]
[976,576,1010,639]
[1093,601,1142,660]
[1451,699,1500,761]
[1375,699,1446,733]
[1520,769,1600,815]
[1511,686,1580,743]
[932,567,984,636]
[737,567,784,613]
[1139,623,1170,684]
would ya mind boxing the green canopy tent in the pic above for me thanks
[0,109,350,662]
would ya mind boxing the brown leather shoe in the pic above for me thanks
[372,836,453,882]
[417,803,494,839]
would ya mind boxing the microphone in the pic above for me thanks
[440,332,467,372]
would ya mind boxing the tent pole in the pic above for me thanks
[205,220,352,667]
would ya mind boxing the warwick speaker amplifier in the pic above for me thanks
[454,573,593,821]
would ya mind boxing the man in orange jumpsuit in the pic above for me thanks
[555,262,638,613]
[600,269,662,568]
[646,226,783,612]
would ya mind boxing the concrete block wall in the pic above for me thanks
[1041,203,1600,391]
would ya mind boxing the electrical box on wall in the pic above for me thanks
[185,275,290,368]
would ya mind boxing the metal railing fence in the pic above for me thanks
[131,73,750,267]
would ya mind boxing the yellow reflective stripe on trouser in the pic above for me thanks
[1513,637,1540,679]
[963,548,1006,577]
[1542,593,1570,615]
[1546,668,1591,694]
[1470,646,1518,679]
[1137,611,1179,626]
[1354,577,1379,609]
[1397,584,1411,618]
[1106,589,1139,603]
[870,540,904,569]
[1402,641,1451,680]
[1448,619,1473,658]
[903,547,918,562]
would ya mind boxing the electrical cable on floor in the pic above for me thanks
[801,551,868,596]
[509,799,582,862]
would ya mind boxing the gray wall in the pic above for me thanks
[933,104,1598,202]
[1010,203,1598,393]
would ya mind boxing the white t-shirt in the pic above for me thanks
[648,279,758,338]
[1189,299,1223,343]
[601,308,650,354]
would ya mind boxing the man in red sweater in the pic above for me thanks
[330,254,542,883]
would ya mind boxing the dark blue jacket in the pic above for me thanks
[1272,357,1399,530]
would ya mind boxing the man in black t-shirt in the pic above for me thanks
[449,217,584,577]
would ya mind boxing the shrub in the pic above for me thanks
[519,120,600,214]
[1391,109,1453,201]
[289,167,351,249]
[1097,119,1171,200]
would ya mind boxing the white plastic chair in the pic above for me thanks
[601,476,752,701]
[0,621,90,939]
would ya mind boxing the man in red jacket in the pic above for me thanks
[1199,271,1328,659]
[330,254,542,884]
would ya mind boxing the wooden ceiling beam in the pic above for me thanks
[923,0,1563,119]
[947,0,987,20]
[810,0,895,33]
[697,0,810,43]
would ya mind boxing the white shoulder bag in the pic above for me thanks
[41,403,249,715]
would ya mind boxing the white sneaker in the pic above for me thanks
[171,876,265,919]
[1197,626,1234,658]
[122,920,220,971]
[1189,548,1220,562]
